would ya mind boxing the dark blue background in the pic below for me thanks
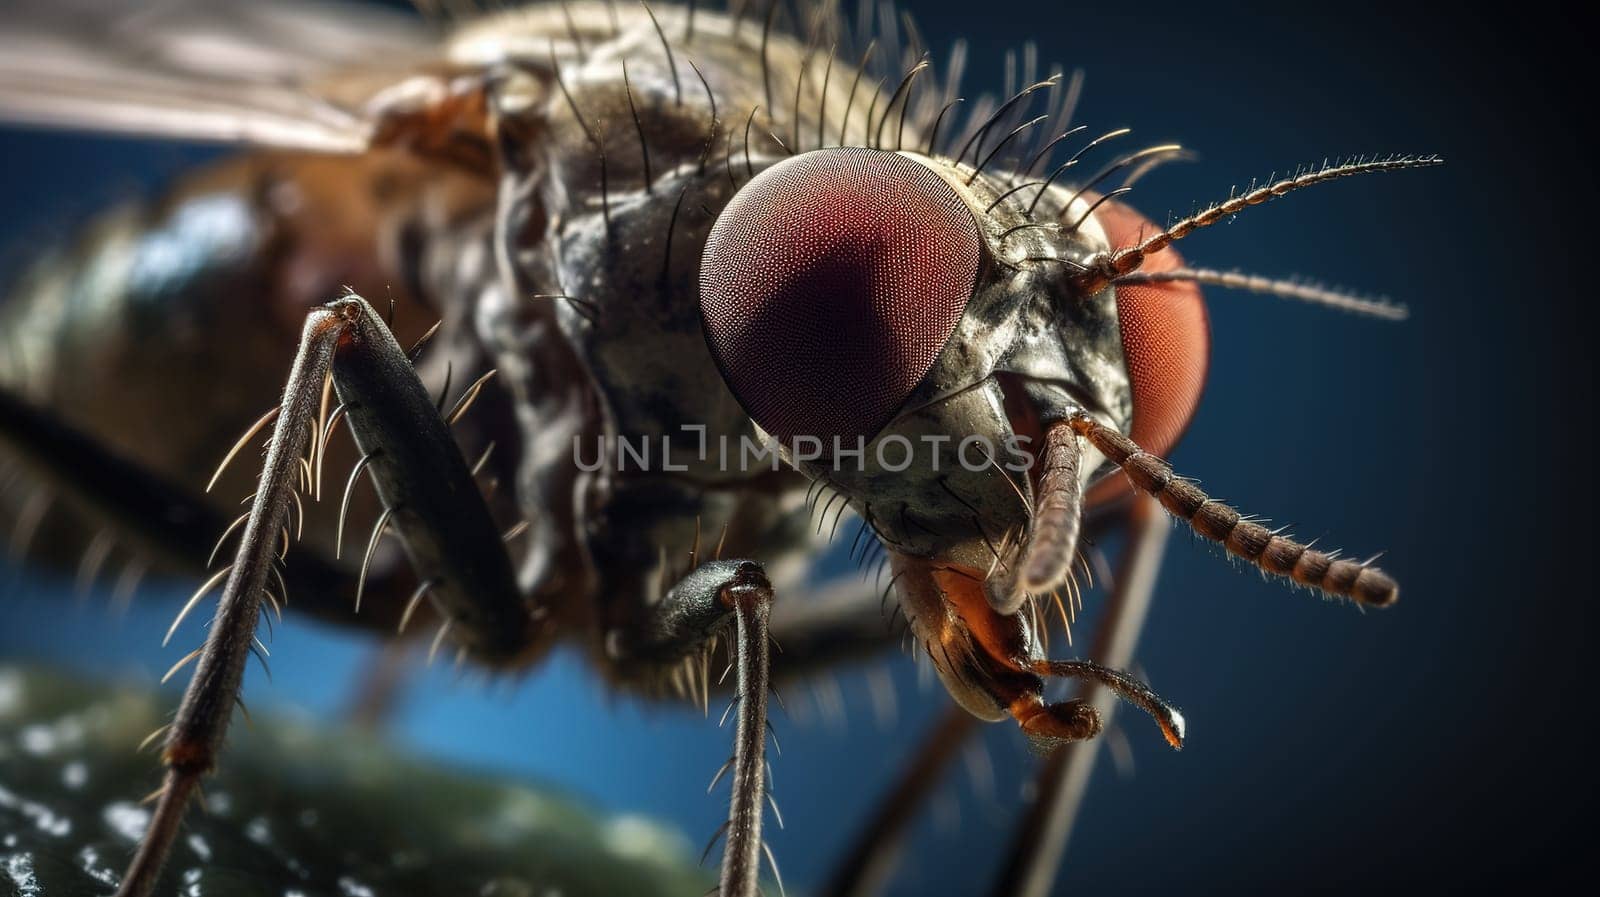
[2,1,1592,894]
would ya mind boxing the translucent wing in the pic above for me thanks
[0,0,439,152]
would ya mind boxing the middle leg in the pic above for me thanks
[607,558,780,897]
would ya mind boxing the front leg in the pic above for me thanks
[609,558,778,897]
[990,493,1171,897]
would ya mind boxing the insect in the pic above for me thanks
[0,1,1437,895]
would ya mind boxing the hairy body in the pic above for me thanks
[0,3,1425,895]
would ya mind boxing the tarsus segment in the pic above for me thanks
[721,566,775,897]
[116,306,344,897]
[610,558,779,897]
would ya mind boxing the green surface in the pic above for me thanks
[0,665,710,896]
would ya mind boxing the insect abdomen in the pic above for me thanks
[0,150,491,565]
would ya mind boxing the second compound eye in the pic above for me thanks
[699,147,983,449]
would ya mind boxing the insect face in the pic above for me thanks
[700,145,1196,741]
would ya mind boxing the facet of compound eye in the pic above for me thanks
[699,147,984,449]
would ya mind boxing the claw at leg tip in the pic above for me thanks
[1162,708,1186,750]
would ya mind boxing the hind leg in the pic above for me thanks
[114,295,545,897]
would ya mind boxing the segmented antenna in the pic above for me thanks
[1070,415,1398,607]
[1113,268,1409,320]
[1076,155,1443,289]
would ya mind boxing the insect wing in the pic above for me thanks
[0,0,436,152]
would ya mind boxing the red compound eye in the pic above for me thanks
[1095,200,1211,459]
[699,147,983,447]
